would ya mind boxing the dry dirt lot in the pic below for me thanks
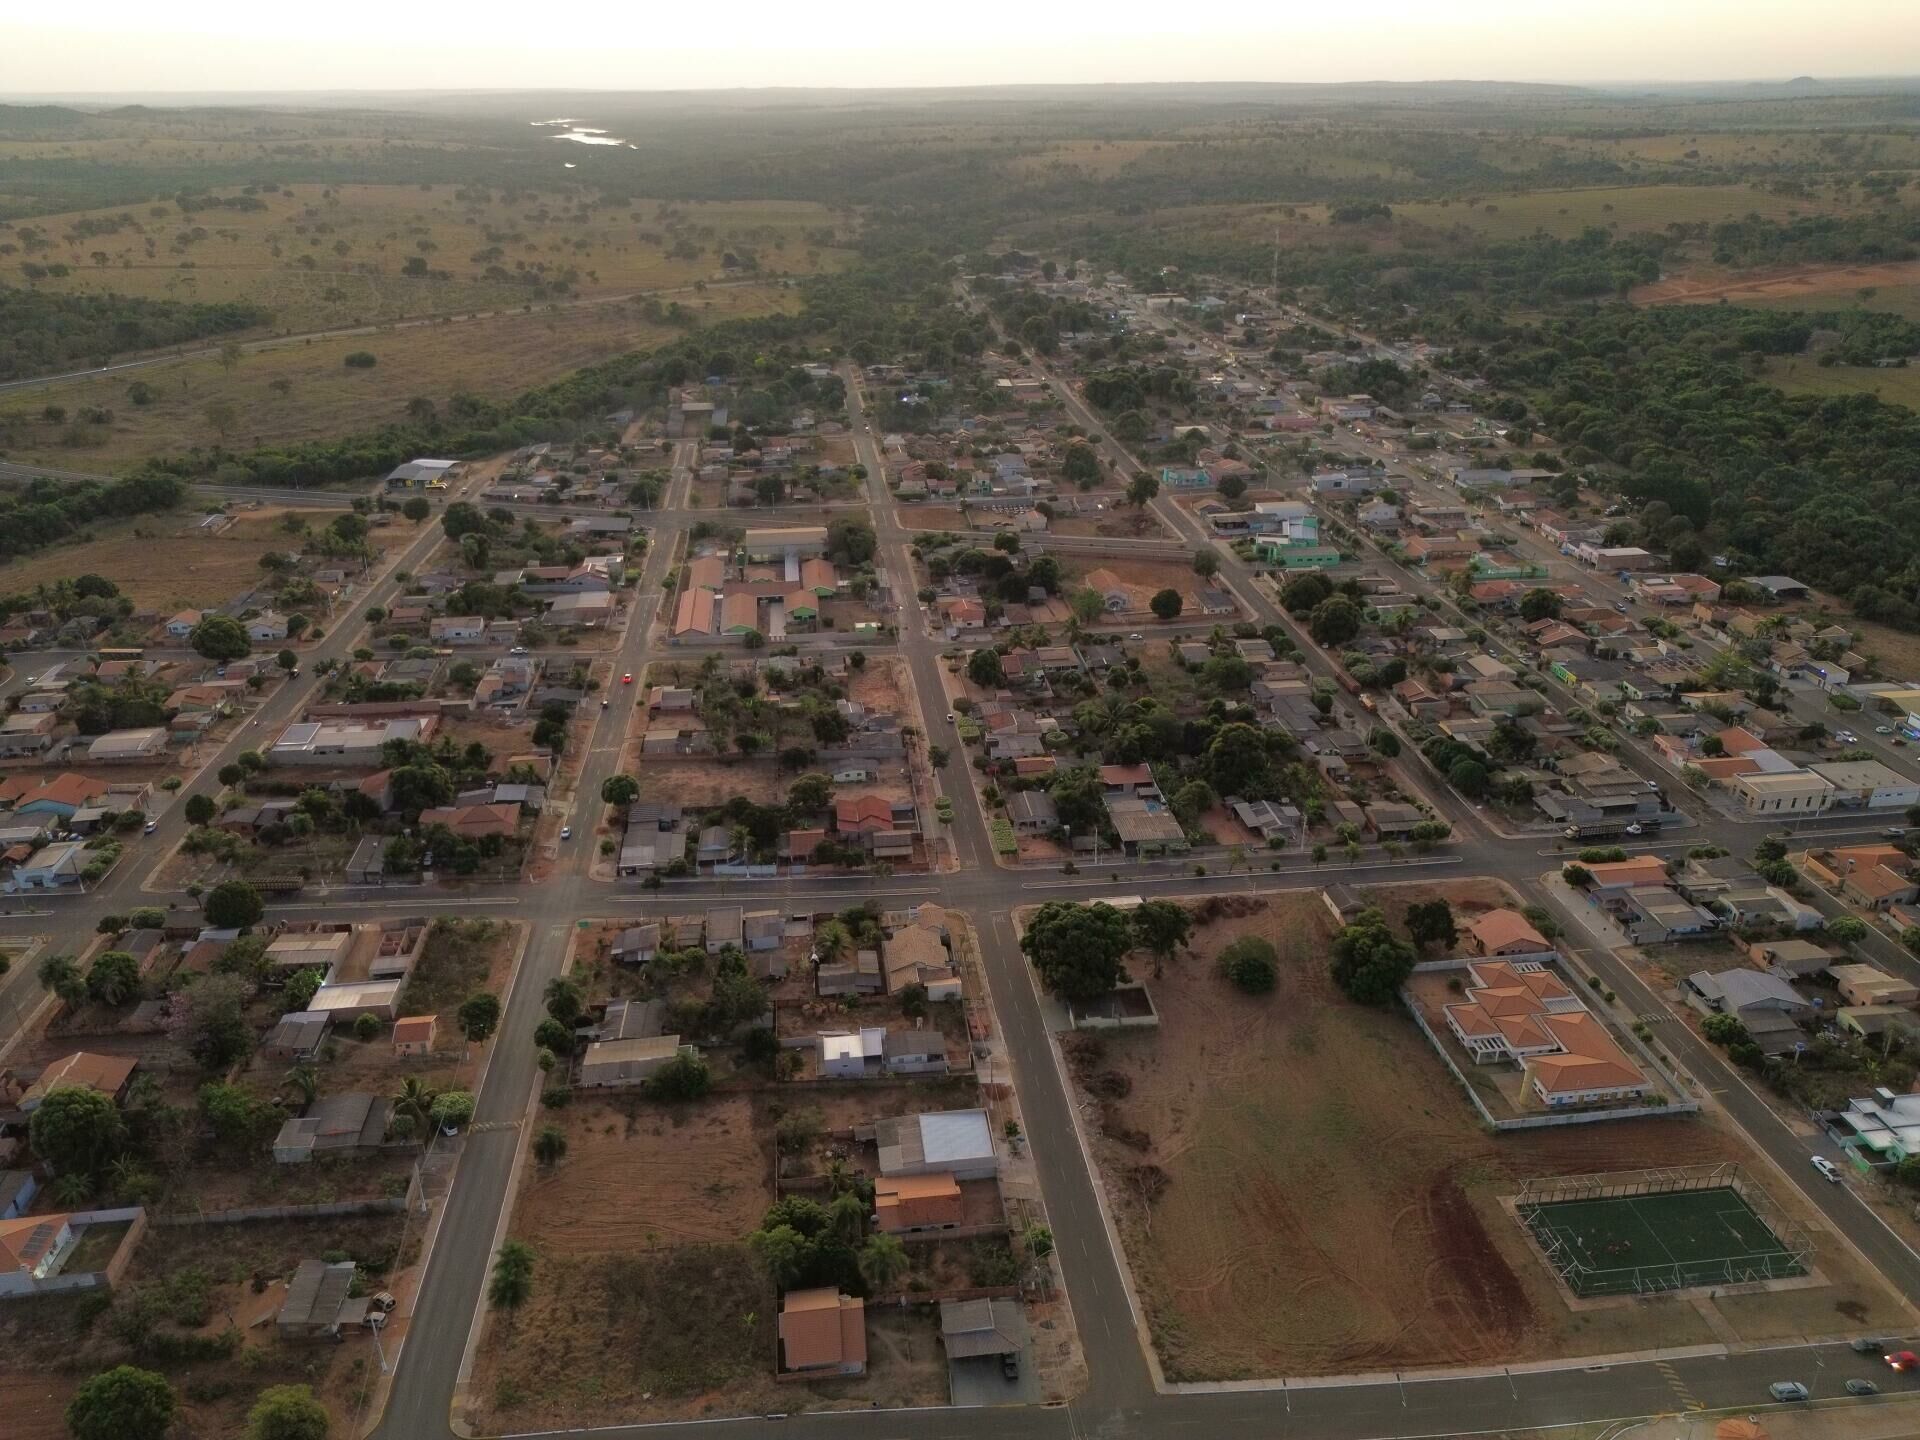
[0,505,408,613]
[1065,889,1908,1381]
[848,653,911,717]
[512,1094,771,1256]
[1630,259,1920,310]
[634,756,793,807]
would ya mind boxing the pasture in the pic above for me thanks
[0,280,798,467]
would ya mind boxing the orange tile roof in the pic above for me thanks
[23,1051,135,1107]
[1528,1013,1647,1094]
[0,1214,71,1274]
[392,1016,436,1042]
[1468,909,1550,955]
[779,1287,866,1371]
[1583,856,1670,888]
[0,772,109,810]
[1717,727,1767,756]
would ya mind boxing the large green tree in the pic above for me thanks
[246,1383,331,1440]
[1021,902,1132,1004]
[66,1365,176,1440]
[203,879,265,929]
[189,614,250,662]
[1329,908,1417,1006]
[30,1085,125,1181]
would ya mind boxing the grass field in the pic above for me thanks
[1058,888,1907,1380]
[1394,184,1895,241]
[0,505,412,609]
[1758,356,1920,411]
[0,280,797,467]
[9,183,852,332]
[1520,1188,1803,1298]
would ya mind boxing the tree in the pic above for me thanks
[37,953,85,1004]
[393,1077,438,1135]
[189,614,249,662]
[544,976,583,1026]
[1404,899,1457,953]
[1701,1013,1751,1047]
[430,1090,475,1132]
[401,496,431,524]
[1126,472,1160,509]
[1131,900,1192,977]
[179,974,251,1068]
[1518,588,1562,623]
[86,950,140,1006]
[30,1085,125,1180]
[1828,916,1869,945]
[1280,571,1333,616]
[968,648,1005,688]
[858,1232,909,1292]
[646,1051,712,1101]
[749,1224,808,1287]
[204,879,264,929]
[787,772,832,815]
[67,1364,176,1440]
[1217,935,1278,993]
[457,992,501,1045]
[1149,588,1183,620]
[199,1081,271,1150]
[1447,758,1490,799]
[183,792,216,825]
[1368,727,1401,759]
[1192,549,1220,579]
[218,763,245,788]
[246,1384,330,1440]
[1062,443,1101,487]
[1308,596,1362,647]
[600,774,640,808]
[1329,908,1416,1006]
[533,1126,568,1167]
[1020,901,1132,1004]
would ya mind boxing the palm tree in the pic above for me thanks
[822,1156,855,1197]
[489,1241,535,1312]
[857,1233,908,1293]
[394,1077,438,1135]
[285,1064,319,1107]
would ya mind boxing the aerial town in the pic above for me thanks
[4,58,1920,1440]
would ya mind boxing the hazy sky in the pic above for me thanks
[4,0,1916,93]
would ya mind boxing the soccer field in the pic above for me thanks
[1520,1186,1805,1298]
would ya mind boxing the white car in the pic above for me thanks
[1877,725,1895,735]
[559,826,572,840]
[945,712,955,723]
[1837,730,1859,744]
[1812,1156,1842,1184]
[1624,823,1644,835]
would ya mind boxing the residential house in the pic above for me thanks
[874,1172,965,1234]
[278,1259,371,1340]
[779,1288,867,1376]
[87,728,170,764]
[1466,910,1553,958]
[272,1093,393,1163]
[1007,791,1058,836]
[1682,969,1812,1055]
[19,1051,136,1111]
[392,1015,437,1058]
[1832,964,1920,1008]
[579,1034,692,1088]
[1800,845,1918,910]
[247,611,291,642]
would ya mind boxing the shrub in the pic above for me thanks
[1216,936,1278,994]
[343,350,378,368]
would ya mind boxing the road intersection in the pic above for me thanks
[1,396,1917,1438]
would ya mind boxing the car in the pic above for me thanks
[1624,823,1644,835]
[1813,1155,1843,1183]
[441,1122,460,1138]
[1645,781,1661,792]
[1837,730,1860,744]
[1885,827,1907,840]
[1887,1350,1919,1372]
[1877,725,1895,735]
[1000,1352,1020,1381]
[1852,1338,1886,1354]
[370,1291,397,1313]
[601,698,610,709]
[510,646,527,655]
[1769,1382,1811,1402]
[143,820,158,835]
[1127,632,1144,641]
[1847,1379,1879,1396]
[559,826,572,841]
[945,712,956,723]
[622,673,633,684]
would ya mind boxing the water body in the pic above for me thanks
[551,128,626,146]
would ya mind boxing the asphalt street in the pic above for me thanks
[0,380,1916,1438]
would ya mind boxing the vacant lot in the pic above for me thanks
[1063,889,1906,1380]
[470,1247,945,1431]
[0,1212,404,1440]
[1632,259,1920,315]
[0,505,407,611]
[13,184,852,331]
[0,281,798,468]
[634,756,793,807]
[513,1094,770,1256]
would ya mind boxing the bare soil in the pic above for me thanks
[513,1095,771,1257]
[1631,259,1920,308]
[1065,889,1906,1381]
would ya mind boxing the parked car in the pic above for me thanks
[370,1291,397,1313]
[559,826,572,841]
[1813,1156,1843,1183]
[1769,1382,1810,1402]
[510,646,528,655]
[1854,1337,1886,1353]
[1000,1352,1020,1381]
[1847,1379,1879,1396]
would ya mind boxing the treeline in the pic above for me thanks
[1470,302,1920,625]
[0,288,270,382]
[1703,209,1920,269]
[0,471,186,560]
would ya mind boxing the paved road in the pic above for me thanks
[2,407,1917,1439]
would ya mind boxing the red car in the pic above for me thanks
[622,672,633,685]
[1886,1351,1918,1372]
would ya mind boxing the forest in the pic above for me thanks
[0,289,271,381]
